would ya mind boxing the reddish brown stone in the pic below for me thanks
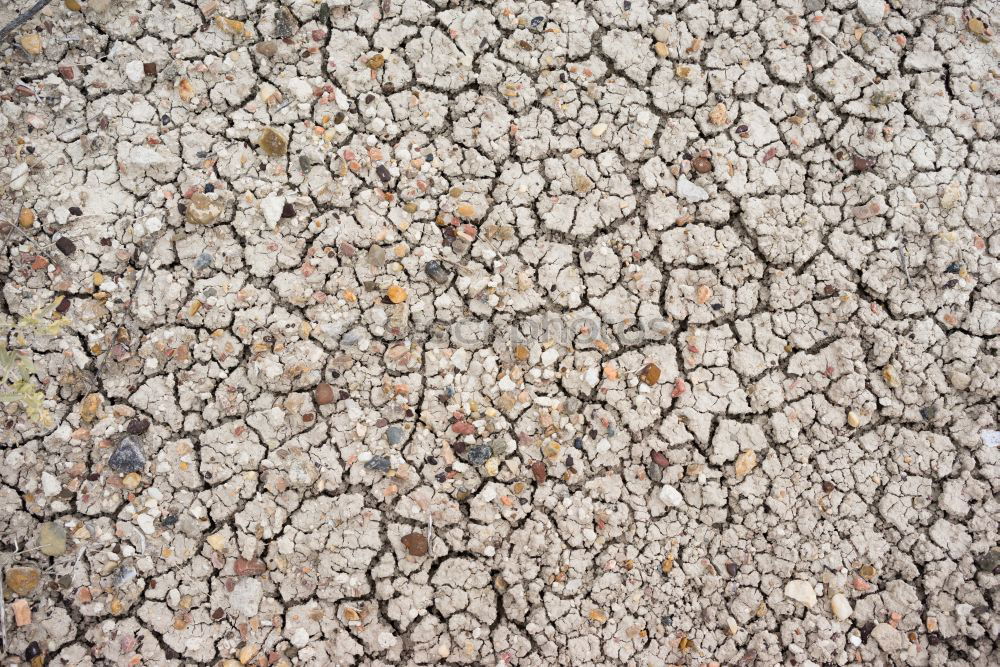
[531,461,547,484]
[640,363,661,386]
[234,558,267,576]
[401,532,429,557]
[315,383,334,406]
[651,451,670,468]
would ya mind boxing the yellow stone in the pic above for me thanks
[882,365,898,387]
[80,393,102,423]
[5,566,41,596]
[178,78,194,102]
[847,411,861,428]
[238,645,258,664]
[206,533,226,552]
[109,598,124,614]
[64,0,81,11]
[514,345,529,361]
[734,449,757,478]
[709,102,728,126]
[367,54,385,69]
[122,472,141,489]
[456,203,476,219]
[215,16,247,36]
[968,18,986,35]
[93,272,104,286]
[20,34,42,56]
[386,285,407,304]
[186,193,224,225]
[639,363,661,386]
[661,555,674,573]
[654,42,668,57]
[18,208,35,228]
[258,127,288,157]
[589,609,608,623]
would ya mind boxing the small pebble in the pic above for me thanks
[18,208,35,228]
[186,193,224,225]
[20,33,42,56]
[108,435,146,473]
[784,579,817,608]
[853,155,875,172]
[734,450,757,478]
[39,521,67,556]
[659,484,683,506]
[127,418,150,435]
[387,285,407,303]
[365,456,391,473]
[234,558,267,576]
[55,237,76,256]
[315,383,335,406]
[692,156,712,174]
[5,566,41,596]
[425,260,451,284]
[386,425,404,446]
[531,461,547,484]
[24,641,42,662]
[831,593,853,620]
[639,363,661,386]
[194,252,214,270]
[401,532,429,556]
[258,127,288,157]
[466,445,492,466]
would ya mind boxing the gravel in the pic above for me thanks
[0,0,997,665]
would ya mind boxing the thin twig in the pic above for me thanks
[0,0,53,44]
[0,565,6,650]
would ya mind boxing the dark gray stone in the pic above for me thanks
[108,435,146,473]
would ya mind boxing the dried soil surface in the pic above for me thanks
[0,0,998,665]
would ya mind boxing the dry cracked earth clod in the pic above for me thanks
[0,0,998,665]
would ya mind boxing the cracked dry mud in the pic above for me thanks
[0,0,998,665]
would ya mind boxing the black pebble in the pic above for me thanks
[25,641,42,661]
[56,296,71,314]
[55,237,76,256]
[204,183,215,193]
[108,435,146,473]
[281,202,295,218]
[68,206,82,216]
[425,260,451,284]
[127,418,150,435]
[945,262,960,274]
[725,562,738,577]
[365,456,391,473]
[376,164,391,182]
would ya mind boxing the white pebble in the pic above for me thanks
[659,484,683,506]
